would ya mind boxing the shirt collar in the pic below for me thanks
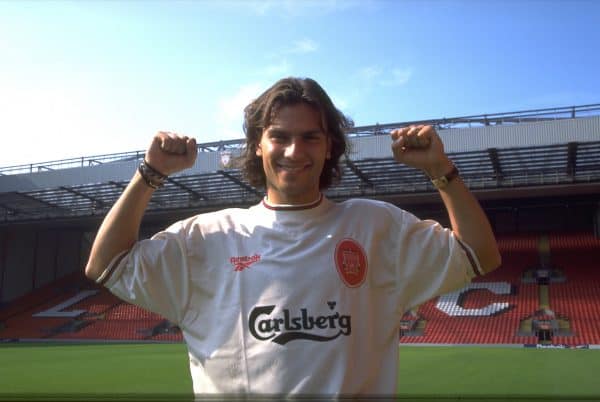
[262,193,323,211]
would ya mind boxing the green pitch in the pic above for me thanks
[397,345,600,400]
[1,343,599,401]
[0,343,192,401]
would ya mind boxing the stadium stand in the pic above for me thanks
[0,281,184,341]
[398,232,600,345]
[0,232,598,345]
[1,104,599,346]
[400,234,540,345]
[545,233,600,345]
[0,272,89,339]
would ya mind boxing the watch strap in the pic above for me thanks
[430,165,459,189]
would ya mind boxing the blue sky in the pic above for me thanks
[1,0,599,167]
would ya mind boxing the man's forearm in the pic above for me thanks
[390,125,501,274]
[85,171,155,281]
[84,132,197,281]
[438,176,501,274]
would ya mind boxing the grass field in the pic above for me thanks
[1,342,599,401]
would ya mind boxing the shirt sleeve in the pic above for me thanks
[393,209,481,311]
[96,222,192,324]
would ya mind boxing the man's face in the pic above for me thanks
[256,102,331,205]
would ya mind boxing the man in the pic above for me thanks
[85,77,501,395]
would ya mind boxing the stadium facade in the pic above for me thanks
[1,103,599,346]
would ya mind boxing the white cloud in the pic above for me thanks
[216,82,266,140]
[356,66,413,87]
[380,68,413,87]
[0,79,97,166]
[244,1,274,16]
[358,65,382,81]
[264,38,317,64]
[263,60,291,77]
[236,0,367,17]
[330,93,350,111]
[289,38,318,54]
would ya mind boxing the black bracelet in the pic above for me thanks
[138,159,168,189]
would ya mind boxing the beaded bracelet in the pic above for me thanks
[138,159,168,189]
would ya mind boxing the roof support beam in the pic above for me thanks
[217,170,262,197]
[108,181,168,208]
[60,186,105,208]
[167,178,207,200]
[18,192,64,210]
[488,148,503,183]
[567,142,578,178]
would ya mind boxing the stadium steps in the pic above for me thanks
[0,277,180,341]
[150,332,184,341]
[401,234,544,345]
[53,289,171,340]
[0,273,92,339]
[57,319,158,340]
[0,272,87,322]
[545,233,600,345]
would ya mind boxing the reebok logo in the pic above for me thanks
[249,302,351,345]
[230,254,261,271]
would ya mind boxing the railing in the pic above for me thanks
[0,151,147,176]
[348,103,600,136]
[1,103,599,176]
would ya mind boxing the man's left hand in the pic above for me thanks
[390,125,453,178]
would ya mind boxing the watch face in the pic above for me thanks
[432,177,447,189]
[432,166,458,189]
[433,174,449,188]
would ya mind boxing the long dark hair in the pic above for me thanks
[239,77,353,189]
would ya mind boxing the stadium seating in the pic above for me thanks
[545,232,600,345]
[400,232,600,346]
[1,232,599,346]
[0,272,90,339]
[52,288,177,341]
[0,272,86,322]
[0,275,183,341]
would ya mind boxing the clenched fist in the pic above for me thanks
[390,125,453,178]
[145,131,198,176]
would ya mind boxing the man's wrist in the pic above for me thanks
[427,162,459,190]
[424,157,454,179]
[138,159,168,189]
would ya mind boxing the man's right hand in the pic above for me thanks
[145,131,198,176]
[84,131,197,281]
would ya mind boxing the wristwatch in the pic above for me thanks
[430,165,459,190]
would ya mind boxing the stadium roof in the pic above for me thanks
[1,104,599,226]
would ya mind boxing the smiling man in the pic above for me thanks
[85,77,501,396]
[256,103,329,205]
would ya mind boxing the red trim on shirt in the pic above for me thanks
[456,238,483,276]
[98,251,128,286]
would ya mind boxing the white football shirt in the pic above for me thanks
[99,196,480,395]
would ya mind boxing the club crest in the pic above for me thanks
[334,238,368,288]
[220,151,232,168]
